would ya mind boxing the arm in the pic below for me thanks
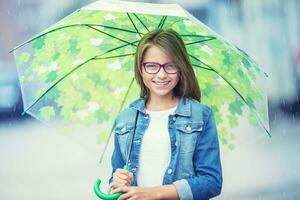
[173,108,223,200]
[155,184,179,200]
[114,184,179,200]
[108,120,126,191]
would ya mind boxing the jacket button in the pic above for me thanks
[167,168,173,174]
[172,116,176,121]
[121,127,126,133]
[134,139,140,144]
[144,114,149,119]
[175,141,178,146]
[186,125,191,131]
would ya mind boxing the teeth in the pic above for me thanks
[154,81,169,85]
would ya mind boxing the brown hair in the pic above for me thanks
[134,29,201,101]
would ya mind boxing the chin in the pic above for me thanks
[152,90,173,97]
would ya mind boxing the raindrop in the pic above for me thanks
[272,112,277,124]
[13,106,17,113]
[281,127,287,137]
[264,72,269,77]
[282,98,286,106]
[292,114,295,122]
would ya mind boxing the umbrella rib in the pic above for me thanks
[87,25,138,47]
[127,13,142,38]
[160,16,168,29]
[99,77,135,164]
[191,55,271,137]
[96,40,139,56]
[157,16,167,29]
[191,63,212,71]
[180,34,214,38]
[157,16,164,29]
[185,37,216,46]
[133,13,150,32]
[10,24,139,52]
[21,56,97,115]
[22,42,138,115]
[167,18,185,29]
[95,52,136,60]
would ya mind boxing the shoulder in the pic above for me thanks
[114,98,142,123]
[189,98,212,118]
[188,98,215,129]
[188,98,217,132]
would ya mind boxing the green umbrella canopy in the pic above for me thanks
[12,0,270,151]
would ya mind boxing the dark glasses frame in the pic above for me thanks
[142,61,178,74]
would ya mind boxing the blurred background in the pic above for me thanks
[0,0,300,199]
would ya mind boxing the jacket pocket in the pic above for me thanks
[114,123,135,161]
[175,121,204,153]
[175,122,203,134]
[114,123,134,135]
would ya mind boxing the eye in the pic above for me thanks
[165,64,176,69]
[145,63,158,69]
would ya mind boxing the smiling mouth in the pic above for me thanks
[153,81,170,86]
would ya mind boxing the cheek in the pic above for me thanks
[173,74,180,85]
[141,72,152,86]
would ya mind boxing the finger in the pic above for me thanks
[113,177,130,186]
[117,192,131,200]
[116,168,130,175]
[113,175,128,183]
[111,188,122,194]
[113,172,131,184]
[112,181,127,189]
[114,173,128,180]
[111,186,120,194]
[114,185,130,194]
[128,172,133,182]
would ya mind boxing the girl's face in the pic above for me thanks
[141,45,179,99]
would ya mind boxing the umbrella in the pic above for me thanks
[11,0,270,199]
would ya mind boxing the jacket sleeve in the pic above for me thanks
[108,118,125,191]
[173,107,223,200]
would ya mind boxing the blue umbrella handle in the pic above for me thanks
[94,165,130,200]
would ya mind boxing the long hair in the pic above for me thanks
[134,29,201,101]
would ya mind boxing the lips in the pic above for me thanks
[152,81,170,86]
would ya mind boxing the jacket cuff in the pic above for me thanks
[173,179,194,200]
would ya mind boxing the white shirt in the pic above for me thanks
[137,106,176,186]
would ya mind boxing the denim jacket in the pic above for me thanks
[109,97,222,200]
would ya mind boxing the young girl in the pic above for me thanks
[109,29,222,200]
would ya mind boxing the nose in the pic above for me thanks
[156,66,167,79]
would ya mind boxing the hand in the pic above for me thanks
[115,186,159,200]
[111,168,133,194]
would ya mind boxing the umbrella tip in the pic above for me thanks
[21,111,26,116]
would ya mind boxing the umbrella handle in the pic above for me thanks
[94,165,131,200]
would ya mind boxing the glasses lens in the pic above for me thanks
[164,63,178,73]
[144,63,159,73]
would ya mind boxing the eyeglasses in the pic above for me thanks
[142,62,178,74]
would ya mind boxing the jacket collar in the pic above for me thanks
[129,97,192,117]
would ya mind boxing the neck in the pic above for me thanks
[146,94,179,111]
